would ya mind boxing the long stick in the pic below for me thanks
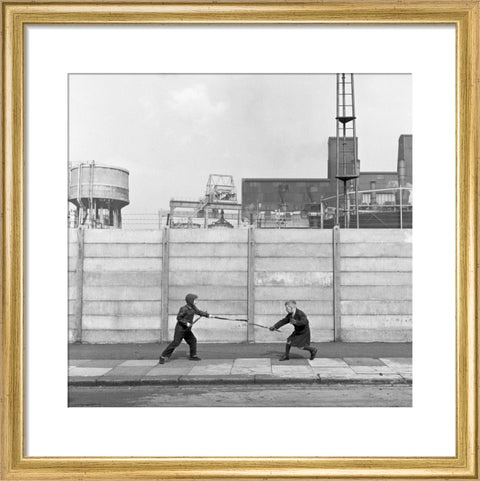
[192,316,281,332]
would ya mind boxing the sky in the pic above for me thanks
[69,74,411,214]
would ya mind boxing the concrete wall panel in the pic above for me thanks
[82,329,161,344]
[82,300,161,316]
[83,258,161,272]
[170,229,248,243]
[170,271,247,286]
[83,286,161,301]
[342,272,412,286]
[341,301,411,315]
[341,285,412,300]
[341,242,412,257]
[255,229,332,243]
[169,257,247,271]
[83,271,162,287]
[256,257,332,272]
[256,243,332,257]
[340,229,412,243]
[340,329,412,342]
[341,315,412,329]
[82,316,160,330]
[84,229,162,243]
[341,257,412,272]
[169,243,247,257]
[169,286,247,301]
[84,243,162,258]
[255,286,332,301]
[255,272,333,287]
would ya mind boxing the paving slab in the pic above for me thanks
[380,357,412,366]
[146,365,193,376]
[120,360,159,367]
[68,367,113,377]
[271,358,309,366]
[350,365,395,374]
[233,358,271,366]
[81,360,124,368]
[189,363,233,375]
[231,366,272,375]
[309,358,349,368]
[272,366,315,377]
[101,366,154,377]
[344,358,385,366]
[311,367,356,376]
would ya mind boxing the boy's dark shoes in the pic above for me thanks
[279,355,290,361]
[310,348,318,361]
[159,356,166,364]
[189,356,202,361]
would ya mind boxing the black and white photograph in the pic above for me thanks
[67,73,412,407]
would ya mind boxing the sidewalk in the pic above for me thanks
[68,342,412,386]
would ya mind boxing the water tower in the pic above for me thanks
[68,161,129,228]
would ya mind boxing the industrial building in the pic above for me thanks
[68,162,129,228]
[242,134,412,228]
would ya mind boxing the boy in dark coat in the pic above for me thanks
[269,300,317,361]
[159,293,211,364]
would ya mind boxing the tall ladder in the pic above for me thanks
[335,73,360,228]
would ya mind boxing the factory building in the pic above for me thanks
[242,134,412,228]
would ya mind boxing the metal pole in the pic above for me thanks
[399,187,403,229]
[247,227,255,343]
[355,178,360,229]
[332,225,341,341]
[335,74,340,226]
[161,227,170,342]
[351,74,359,228]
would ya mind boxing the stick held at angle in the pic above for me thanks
[193,315,282,332]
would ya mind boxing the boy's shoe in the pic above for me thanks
[279,355,290,361]
[189,356,202,361]
[310,348,318,361]
[159,356,166,364]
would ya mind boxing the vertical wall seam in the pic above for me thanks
[161,227,170,343]
[333,225,341,341]
[247,227,255,343]
[74,227,84,343]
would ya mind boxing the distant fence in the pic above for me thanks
[68,228,412,344]
[71,187,412,230]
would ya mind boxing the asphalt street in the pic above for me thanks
[68,383,412,407]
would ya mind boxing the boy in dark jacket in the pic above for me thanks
[269,300,317,361]
[159,293,211,364]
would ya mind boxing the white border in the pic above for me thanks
[25,25,455,457]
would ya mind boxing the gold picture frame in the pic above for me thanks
[1,1,478,478]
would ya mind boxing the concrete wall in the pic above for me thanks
[253,229,333,342]
[69,229,162,343]
[168,229,248,342]
[339,229,412,342]
[68,228,412,344]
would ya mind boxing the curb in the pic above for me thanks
[69,375,412,387]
